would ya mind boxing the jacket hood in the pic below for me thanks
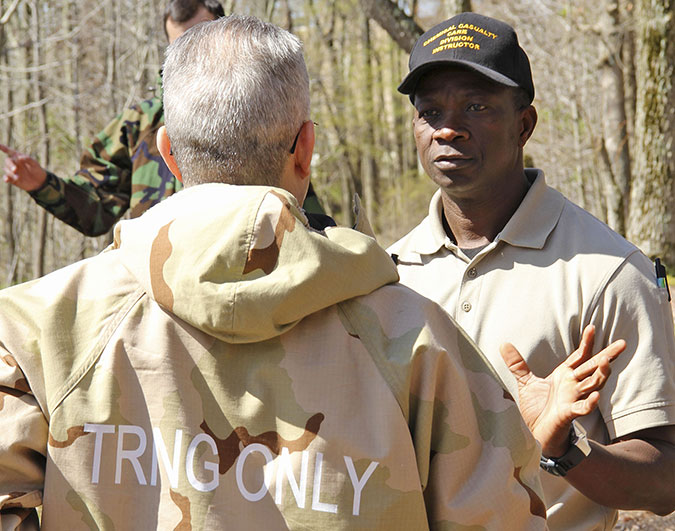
[113,184,398,343]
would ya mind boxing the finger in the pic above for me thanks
[573,339,625,380]
[0,144,17,157]
[574,345,622,396]
[573,356,610,386]
[499,343,533,382]
[566,324,596,369]
[576,362,612,395]
[570,391,601,417]
[603,339,626,361]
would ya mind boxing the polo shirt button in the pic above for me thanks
[462,301,472,312]
[467,267,477,279]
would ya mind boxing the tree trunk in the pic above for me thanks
[30,0,48,279]
[105,0,119,112]
[283,0,293,33]
[66,1,89,261]
[360,14,378,225]
[627,0,675,263]
[571,95,586,210]
[0,0,17,285]
[598,0,631,235]
[621,0,637,140]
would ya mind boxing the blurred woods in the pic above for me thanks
[0,0,673,286]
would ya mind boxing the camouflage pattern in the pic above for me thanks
[28,75,323,237]
[0,184,546,530]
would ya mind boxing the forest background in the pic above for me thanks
[0,0,673,289]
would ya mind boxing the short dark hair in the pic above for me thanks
[163,0,225,38]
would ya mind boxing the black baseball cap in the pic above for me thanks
[399,13,534,103]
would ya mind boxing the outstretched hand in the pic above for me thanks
[0,143,47,192]
[500,325,626,457]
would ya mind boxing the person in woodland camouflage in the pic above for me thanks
[0,0,325,238]
[0,14,626,530]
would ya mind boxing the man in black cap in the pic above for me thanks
[388,12,675,530]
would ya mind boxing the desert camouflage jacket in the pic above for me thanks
[27,75,324,237]
[0,184,547,530]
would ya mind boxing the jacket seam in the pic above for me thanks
[49,287,146,413]
[336,300,408,418]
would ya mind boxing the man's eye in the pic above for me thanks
[419,109,439,119]
[467,103,487,112]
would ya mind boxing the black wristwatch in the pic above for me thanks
[539,421,592,477]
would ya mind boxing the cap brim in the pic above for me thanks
[398,59,519,96]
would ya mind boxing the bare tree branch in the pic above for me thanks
[359,0,422,53]
[0,0,20,25]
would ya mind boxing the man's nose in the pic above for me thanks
[432,115,468,142]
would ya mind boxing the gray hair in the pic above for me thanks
[162,15,310,186]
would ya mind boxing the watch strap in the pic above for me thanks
[539,421,591,477]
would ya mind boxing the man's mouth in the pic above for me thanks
[433,154,471,168]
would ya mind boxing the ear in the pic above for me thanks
[292,120,315,179]
[280,121,315,204]
[518,105,538,148]
[156,126,183,183]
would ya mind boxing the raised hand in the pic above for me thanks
[0,143,47,192]
[500,325,626,457]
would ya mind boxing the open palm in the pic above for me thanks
[500,325,626,457]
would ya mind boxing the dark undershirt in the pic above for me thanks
[460,245,487,259]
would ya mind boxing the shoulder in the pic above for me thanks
[0,250,140,343]
[115,94,164,135]
[345,282,504,382]
[550,195,645,277]
[94,96,163,151]
[0,252,142,407]
[350,281,449,327]
[523,173,639,263]
[561,197,637,252]
[128,93,163,117]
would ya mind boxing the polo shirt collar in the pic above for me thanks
[496,169,565,249]
[409,189,451,255]
[411,169,564,256]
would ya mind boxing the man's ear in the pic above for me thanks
[156,126,183,183]
[293,120,315,179]
[519,105,538,148]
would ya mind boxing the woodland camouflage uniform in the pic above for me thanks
[27,75,324,237]
[0,184,547,530]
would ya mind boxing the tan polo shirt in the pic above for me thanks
[389,169,675,531]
